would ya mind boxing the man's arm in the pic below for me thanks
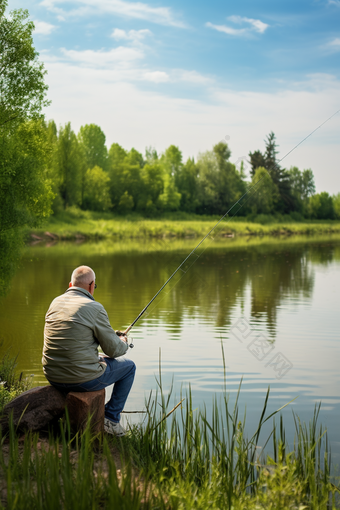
[93,307,128,358]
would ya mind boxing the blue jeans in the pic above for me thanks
[49,357,136,423]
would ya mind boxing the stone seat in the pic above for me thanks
[0,385,105,435]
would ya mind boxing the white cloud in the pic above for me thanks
[328,37,340,48]
[33,19,57,35]
[328,0,340,5]
[40,0,185,27]
[206,15,268,37]
[143,71,169,82]
[174,69,214,85]
[228,15,268,34]
[61,46,144,66]
[206,22,246,36]
[111,28,152,41]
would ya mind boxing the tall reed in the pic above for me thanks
[0,377,338,508]
[126,370,338,509]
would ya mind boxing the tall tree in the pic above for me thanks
[249,133,295,213]
[56,123,83,208]
[0,1,52,295]
[175,157,199,212]
[248,150,266,177]
[83,166,112,212]
[0,2,49,129]
[196,142,246,215]
[250,167,279,215]
[161,145,183,176]
[0,1,52,233]
[107,143,143,211]
[78,124,108,171]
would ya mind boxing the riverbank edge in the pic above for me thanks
[29,216,340,241]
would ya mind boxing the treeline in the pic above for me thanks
[1,0,340,243]
[44,122,340,220]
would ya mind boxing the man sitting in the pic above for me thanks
[42,265,135,436]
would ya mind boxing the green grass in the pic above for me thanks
[1,378,339,508]
[0,346,33,414]
[1,349,339,509]
[29,207,340,240]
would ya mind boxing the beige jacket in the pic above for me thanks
[42,287,128,383]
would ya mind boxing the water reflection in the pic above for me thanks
[1,235,340,463]
[0,231,24,298]
[1,235,339,373]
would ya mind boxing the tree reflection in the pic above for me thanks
[2,237,340,365]
[0,231,24,298]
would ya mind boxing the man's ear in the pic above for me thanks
[69,282,73,288]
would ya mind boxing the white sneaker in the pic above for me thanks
[104,418,126,436]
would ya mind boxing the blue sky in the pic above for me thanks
[7,0,340,192]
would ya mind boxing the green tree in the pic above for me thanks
[248,150,266,177]
[301,169,316,200]
[107,143,143,211]
[161,145,183,176]
[0,119,54,233]
[333,192,340,219]
[56,122,83,208]
[137,163,164,214]
[78,124,108,171]
[157,173,181,211]
[249,133,295,213]
[0,2,49,128]
[288,166,316,216]
[44,119,64,214]
[126,148,144,167]
[83,166,112,211]
[196,142,246,215]
[250,167,279,215]
[0,1,52,233]
[175,157,199,212]
[307,192,334,220]
[0,2,52,294]
[145,146,158,164]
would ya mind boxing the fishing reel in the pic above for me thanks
[116,330,134,349]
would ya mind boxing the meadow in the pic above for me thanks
[30,208,340,240]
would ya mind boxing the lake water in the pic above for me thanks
[1,234,340,465]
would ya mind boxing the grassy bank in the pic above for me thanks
[1,351,339,509]
[1,382,339,509]
[29,208,340,240]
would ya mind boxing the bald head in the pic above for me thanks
[71,266,96,290]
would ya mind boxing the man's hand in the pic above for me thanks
[116,330,128,343]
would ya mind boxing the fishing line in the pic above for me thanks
[125,108,340,343]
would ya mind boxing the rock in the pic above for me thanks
[1,386,66,433]
[66,390,105,434]
[1,386,106,435]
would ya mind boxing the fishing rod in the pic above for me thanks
[122,108,340,346]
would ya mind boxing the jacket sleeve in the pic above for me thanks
[93,306,128,358]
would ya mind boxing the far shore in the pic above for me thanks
[29,211,340,241]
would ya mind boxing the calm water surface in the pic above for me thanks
[1,235,340,463]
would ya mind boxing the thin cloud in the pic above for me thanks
[206,15,268,37]
[174,69,214,85]
[328,0,340,5]
[329,37,340,47]
[33,19,57,35]
[61,46,144,66]
[143,71,169,83]
[228,15,268,34]
[111,28,152,41]
[206,22,246,36]
[40,0,186,27]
